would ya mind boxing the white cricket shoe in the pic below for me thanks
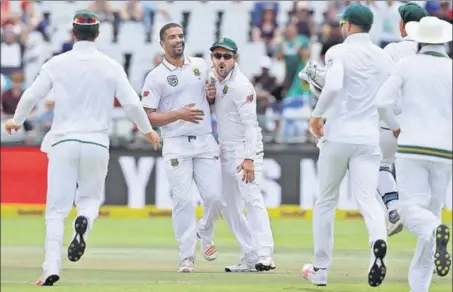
[301,263,327,286]
[178,257,195,273]
[225,260,258,272]
[196,222,218,261]
[255,256,275,271]
[387,209,403,237]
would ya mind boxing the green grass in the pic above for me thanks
[1,217,452,292]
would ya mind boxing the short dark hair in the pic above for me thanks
[73,25,98,41]
[359,25,371,33]
[159,23,182,41]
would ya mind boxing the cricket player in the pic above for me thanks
[301,4,395,287]
[205,38,275,272]
[4,10,160,286]
[141,23,225,273]
[376,16,452,292]
[378,2,429,236]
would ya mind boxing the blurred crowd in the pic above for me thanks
[1,0,452,147]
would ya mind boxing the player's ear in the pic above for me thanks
[160,40,164,49]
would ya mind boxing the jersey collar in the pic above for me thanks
[344,33,372,44]
[162,56,191,71]
[419,44,448,55]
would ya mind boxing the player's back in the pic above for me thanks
[44,42,121,136]
[324,34,395,145]
[396,52,452,161]
[383,38,418,63]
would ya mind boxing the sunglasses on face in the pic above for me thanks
[213,53,234,60]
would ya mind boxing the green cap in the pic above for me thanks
[73,10,100,35]
[210,37,238,53]
[398,3,428,24]
[340,4,374,29]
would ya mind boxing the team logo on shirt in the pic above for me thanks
[167,75,178,87]
[222,85,228,96]
[143,90,149,97]
[193,68,201,77]
[246,94,254,103]
[170,158,179,167]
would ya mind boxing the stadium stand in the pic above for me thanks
[1,1,452,147]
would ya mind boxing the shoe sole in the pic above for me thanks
[255,262,271,272]
[178,268,194,273]
[434,224,451,277]
[225,267,258,272]
[40,274,60,286]
[68,216,88,262]
[388,222,403,237]
[368,239,387,287]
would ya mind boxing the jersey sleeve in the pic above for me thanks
[232,81,259,160]
[141,72,162,110]
[13,64,53,125]
[114,65,153,134]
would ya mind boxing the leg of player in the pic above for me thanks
[36,142,80,286]
[396,157,451,291]
[234,156,275,272]
[378,129,402,236]
[302,141,349,287]
[348,144,388,288]
[68,143,109,263]
[221,166,258,272]
[164,156,198,273]
[193,156,225,262]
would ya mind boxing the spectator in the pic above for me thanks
[251,56,280,115]
[290,1,316,38]
[1,71,33,131]
[142,1,171,43]
[60,30,75,54]
[251,4,280,57]
[375,0,403,48]
[252,1,279,27]
[88,0,115,23]
[31,95,54,137]
[1,26,26,77]
[20,1,49,42]
[275,24,310,97]
[120,0,143,22]
[319,22,342,64]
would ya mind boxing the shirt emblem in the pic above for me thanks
[167,75,178,87]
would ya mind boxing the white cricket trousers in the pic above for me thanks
[313,141,387,269]
[221,151,274,260]
[162,134,225,261]
[43,140,109,274]
[395,157,452,292]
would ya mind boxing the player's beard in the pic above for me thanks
[216,63,232,79]
[171,42,185,58]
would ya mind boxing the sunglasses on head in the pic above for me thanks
[339,20,348,27]
[213,53,234,60]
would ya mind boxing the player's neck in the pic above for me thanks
[164,54,184,68]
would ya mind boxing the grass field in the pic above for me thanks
[1,217,452,292]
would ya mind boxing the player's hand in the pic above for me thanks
[309,117,324,138]
[143,130,161,151]
[237,159,255,184]
[4,119,21,134]
[178,103,205,124]
[393,128,400,138]
[205,80,216,102]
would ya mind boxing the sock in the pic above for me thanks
[378,166,399,209]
